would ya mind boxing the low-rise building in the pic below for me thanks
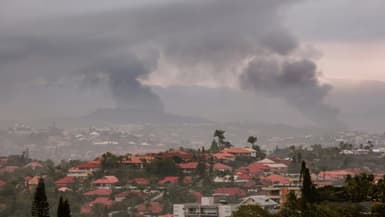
[174,197,236,217]
[92,176,119,189]
[239,195,279,212]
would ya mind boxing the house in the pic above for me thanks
[223,147,257,157]
[58,187,72,192]
[25,176,40,189]
[92,176,119,189]
[159,176,179,185]
[178,162,198,174]
[67,160,101,177]
[213,152,236,161]
[213,175,233,183]
[234,173,252,183]
[246,162,270,175]
[55,176,75,188]
[24,162,43,170]
[213,163,232,172]
[260,174,290,186]
[174,197,236,217]
[257,158,288,174]
[133,178,150,186]
[213,187,246,197]
[136,201,163,215]
[83,189,112,197]
[121,155,154,169]
[0,166,19,174]
[80,197,114,214]
[261,186,301,205]
[317,169,360,181]
[115,191,144,202]
[240,195,279,212]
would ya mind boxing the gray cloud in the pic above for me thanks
[0,0,341,126]
[285,0,385,42]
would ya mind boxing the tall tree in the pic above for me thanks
[209,139,219,152]
[247,136,257,147]
[300,161,317,206]
[57,196,63,217]
[31,178,50,217]
[233,205,272,217]
[57,197,71,217]
[62,199,71,217]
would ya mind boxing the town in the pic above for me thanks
[2,126,385,217]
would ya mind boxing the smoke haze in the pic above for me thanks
[0,0,355,127]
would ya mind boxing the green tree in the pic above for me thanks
[280,191,301,217]
[209,139,219,152]
[101,152,120,170]
[372,203,385,217]
[233,205,273,217]
[247,136,257,147]
[146,158,180,177]
[57,196,63,217]
[32,178,50,217]
[300,161,317,206]
[57,197,71,217]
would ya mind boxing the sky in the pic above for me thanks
[0,0,384,131]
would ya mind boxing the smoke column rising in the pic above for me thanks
[0,0,342,126]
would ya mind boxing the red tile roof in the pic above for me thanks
[318,169,360,180]
[115,191,144,199]
[81,197,115,214]
[134,178,150,185]
[213,152,235,160]
[260,174,290,185]
[269,157,291,166]
[213,163,232,171]
[92,197,114,206]
[24,162,43,169]
[73,161,101,169]
[244,181,256,188]
[158,176,179,185]
[237,173,252,180]
[83,189,112,196]
[247,162,270,174]
[178,162,198,169]
[55,176,75,185]
[27,176,40,185]
[93,176,119,185]
[223,147,255,154]
[136,201,163,214]
[214,187,246,197]
[0,166,19,173]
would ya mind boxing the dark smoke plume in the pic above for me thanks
[84,55,164,112]
[240,58,342,127]
[0,0,342,126]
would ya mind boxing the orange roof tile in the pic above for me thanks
[83,189,112,196]
[178,162,198,169]
[93,176,119,185]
